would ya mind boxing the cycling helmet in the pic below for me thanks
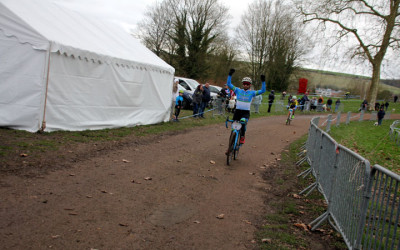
[292,96,297,99]
[179,90,184,94]
[242,77,252,84]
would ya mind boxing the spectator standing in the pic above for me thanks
[335,99,341,112]
[361,99,368,111]
[374,102,380,111]
[267,90,275,113]
[394,95,398,103]
[252,93,263,113]
[171,79,179,118]
[377,106,385,125]
[199,82,211,118]
[282,91,286,100]
[384,101,389,111]
[310,97,317,111]
[326,98,333,111]
[300,93,309,111]
[288,94,292,105]
[173,90,184,122]
[192,85,203,118]
[317,95,324,111]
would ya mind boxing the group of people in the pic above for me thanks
[192,82,211,118]
[171,80,211,122]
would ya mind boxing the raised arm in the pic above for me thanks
[255,75,266,95]
[226,69,236,91]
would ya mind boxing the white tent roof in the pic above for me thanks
[0,0,174,74]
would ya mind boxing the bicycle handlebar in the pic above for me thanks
[225,116,247,129]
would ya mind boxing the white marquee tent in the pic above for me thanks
[0,0,175,132]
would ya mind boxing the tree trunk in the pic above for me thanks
[367,62,381,111]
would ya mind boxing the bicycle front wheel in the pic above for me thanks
[226,131,235,165]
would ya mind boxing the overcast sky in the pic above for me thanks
[54,0,399,79]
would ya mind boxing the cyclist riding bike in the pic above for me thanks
[289,96,298,119]
[226,68,266,144]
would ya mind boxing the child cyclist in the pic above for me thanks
[226,69,266,144]
[288,96,298,119]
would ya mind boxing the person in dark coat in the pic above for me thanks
[268,90,275,113]
[192,84,203,118]
[326,98,333,111]
[199,82,211,118]
[394,95,398,103]
[334,99,341,112]
[384,101,389,111]
[377,106,385,125]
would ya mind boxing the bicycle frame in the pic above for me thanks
[286,108,294,125]
[225,117,246,165]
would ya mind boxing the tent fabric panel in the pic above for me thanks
[44,53,173,131]
[0,32,46,132]
[1,0,174,74]
[0,2,48,50]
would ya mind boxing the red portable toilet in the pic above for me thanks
[298,78,308,94]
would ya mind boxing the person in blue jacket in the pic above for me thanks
[226,68,266,144]
[173,90,184,122]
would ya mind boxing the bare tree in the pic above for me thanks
[169,0,230,79]
[136,1,173,57]
[136,0,230,80]
[294,0,400,109]
[236,0,306,90]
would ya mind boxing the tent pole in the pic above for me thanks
[40,43,51,132]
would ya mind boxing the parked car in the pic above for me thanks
[175,76,199,94]
[174,76,218,107]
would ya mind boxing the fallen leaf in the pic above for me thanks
[216,214,225,219]
[86,195,92,198]
[249,172,255,175]
[68,212,78,216]
[293,223,309,231]
[243,220,252,224]
[292,194,301,199]
[20,153,28,157]
[69,174,75,176]
[220,144,225,146]
[122,159,130,163]
[119,223,128,227]
[51,235,60,239]
[144,177,152,181]
[193,220,201,224]
[210,160,216,164]
[261,238,272,243]
[177,160,182,162]
[101,190,108,193]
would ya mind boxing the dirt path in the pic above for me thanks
[0,115,314,249]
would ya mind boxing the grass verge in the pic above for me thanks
[255,136,347,249]
[328,119,400,174]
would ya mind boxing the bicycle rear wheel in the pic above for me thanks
[286,115,291,125]
[226,131,235,165]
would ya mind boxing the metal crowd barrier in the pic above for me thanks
[389,120,400,145]
[299,116,400,249]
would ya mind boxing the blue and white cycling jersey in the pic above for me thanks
[226,75,266,110]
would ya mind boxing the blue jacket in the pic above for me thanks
[226,75,266,111]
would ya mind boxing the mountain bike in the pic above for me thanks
[286,108,294,125]
[225,117,246,165]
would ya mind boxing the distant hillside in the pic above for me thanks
[289,68,400,95]
[381,79,400,88]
